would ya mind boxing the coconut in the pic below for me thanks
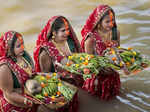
[25,79,42,95]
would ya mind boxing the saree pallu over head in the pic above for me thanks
[81,5,117,55]
[34,16,81,72]
[0,31,37,112]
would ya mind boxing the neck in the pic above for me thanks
[98,27,110,34]
[53,39,66,44]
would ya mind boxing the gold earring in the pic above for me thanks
[52,35,55,39]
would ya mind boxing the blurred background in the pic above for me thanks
[0,0,150,111]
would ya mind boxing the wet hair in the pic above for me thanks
[9,32,23,61]
[48,17,66,40]
[98,10,118,41]
[10,33,17,56]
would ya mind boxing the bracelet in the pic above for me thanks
[24,97,33,107]
[24,97,28,105]
[27,99,33,107]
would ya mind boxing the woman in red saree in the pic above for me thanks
[34,16,80,112]
[81,5,121,100]
[34,16,83,87]
[0,31,38,112]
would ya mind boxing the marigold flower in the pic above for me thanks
[112,57,117,61]
[57,91,61,96]
[66,63,71,66]
[41,82,46,88]
[131,58,135,63]
[128,47,132,50]
[44,92,48,97]
[46,74,51,79]
[126,62,130,66]
[51,96,55,100]
[83,62,88,65]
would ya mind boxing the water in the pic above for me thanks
[0,0,150,111]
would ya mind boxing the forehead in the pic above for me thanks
[58,24,68,31]
[102,15,114,22]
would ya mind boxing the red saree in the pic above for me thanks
[34,16,81,112]
[0,31,37,112]
[81,5,120,100]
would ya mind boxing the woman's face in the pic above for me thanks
[54,24,70,42]
[100,14,115,32]
[14,36,24,56]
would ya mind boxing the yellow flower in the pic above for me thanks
[118,46,121,49]
[133,51,136,55]
[120,62,123,67]
[72,53,77,56]
[58,83,62,86]
[53,73,57,76]
[80,57,83,60]
[75,64,79,67]
[68,56,72,60]
[112,51,115,54]
[51,96,55,100]
[40,76,45,80]
[85,60,88,63]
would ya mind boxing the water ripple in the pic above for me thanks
[137,27,150,33]
[126,93,150,106]
[117,18,150,24]
[118,9,150,16]
[116,96,148,112]
[132,91,150,98]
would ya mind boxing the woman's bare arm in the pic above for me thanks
[39,50,52,72]
[84,36,95,54]
[0,64,32,108]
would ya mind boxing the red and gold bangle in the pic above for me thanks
[24,97,33,107]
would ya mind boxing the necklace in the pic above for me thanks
[97,30,112,44]
[17,57,32,75]
[52,40,72,57]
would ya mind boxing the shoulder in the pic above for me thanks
[0,64,12,81]
[40,49,48,57]
[85,35,95,43]
[39,50,50,61]
[0,64,11,73]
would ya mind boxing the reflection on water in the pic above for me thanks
[0,0,150,112]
